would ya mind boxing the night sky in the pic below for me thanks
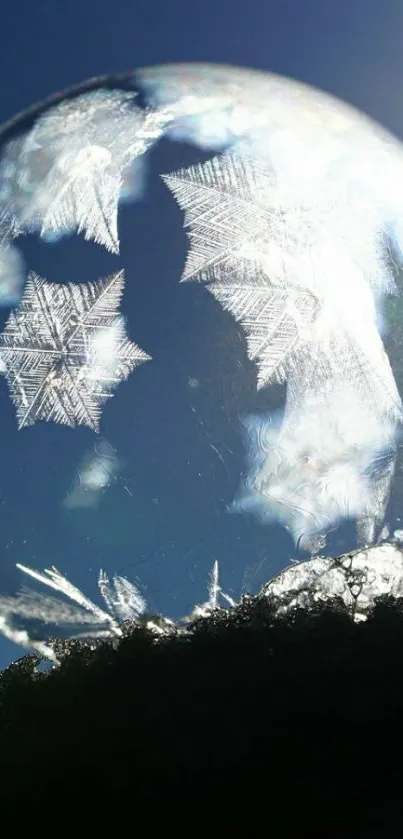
[0,0,403,669]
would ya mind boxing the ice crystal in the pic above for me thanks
[0,561,233,662]
[163,144,399,387]
[0,269,150,430]
[189,560,236,619]
[98,569,147,622]
[264,543,403,621]
[0,564,148,661]
[2,544,402,664]
[165,136,403,548]
[163,150,329,388]
[0,89,169,253]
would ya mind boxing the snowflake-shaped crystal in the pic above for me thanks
[0,269,150,431]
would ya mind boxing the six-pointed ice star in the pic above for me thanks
[0,269,150,431]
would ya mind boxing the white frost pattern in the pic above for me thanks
[0,564,148,661]
[0,269,150,431]
[0,89,170,253]
[189,560,236,619]
[98,569,147,622]
[0,209,24,305]
[140,64,384,151]
[164,137,403,548]
[163,149,396,387]
[164,153,323,388]
[0,560,234,662]
[1,545,402,662]
[264,543,403,622]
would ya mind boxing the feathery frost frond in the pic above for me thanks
[98,570,147,623]
[0,561,235,663]
[0,89,170,253]
[164,135,403,549]
[190,560,236,619]
[163,150,330,388]
[0,563,148,661]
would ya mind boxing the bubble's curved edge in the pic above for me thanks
[0,73,138,144]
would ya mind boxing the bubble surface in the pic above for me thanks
[1,64,403,657]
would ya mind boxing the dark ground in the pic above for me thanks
[1,587,403,835]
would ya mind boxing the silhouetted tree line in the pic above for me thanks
[1,591,403,834]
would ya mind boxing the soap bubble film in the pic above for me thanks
[1,64,403,658]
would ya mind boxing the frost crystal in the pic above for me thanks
[164,136,403,549]
[189,560,236,619]
[2,545,402,664]
[0,209,24,305]
[0,561,233,662]
[163,151,326,388]
[98,569,147,622]
[0,269,150,431]
[0,564,148,661]
[0,89,169,253]
[264,543,403,622]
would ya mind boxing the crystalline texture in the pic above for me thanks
[0,561,233,661]
[0,269,151,431]
[163,152,323,388]
[264,543,403,621]
[0,89,170,253]
[164,138,403,549]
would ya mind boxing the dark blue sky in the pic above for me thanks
[0,0,403,669]
[1,0,403,136]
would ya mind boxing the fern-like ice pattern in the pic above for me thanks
[0,269,150,431]
[163,150,327,388]
[0,89,170,253]
[210,281,319,388]
[164,132,403,549]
